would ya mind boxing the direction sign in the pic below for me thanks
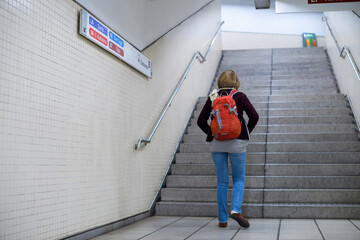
[79,9,152,78]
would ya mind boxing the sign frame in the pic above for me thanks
[79,9,152,78]
[308,0,360,4]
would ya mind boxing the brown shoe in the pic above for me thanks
[230,213,250,228]
[218,222,227,228]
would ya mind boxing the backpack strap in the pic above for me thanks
[209,89,218,102]
[230,89,239,98]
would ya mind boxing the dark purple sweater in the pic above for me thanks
[197,89,259,142]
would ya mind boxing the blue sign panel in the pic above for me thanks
[109,31,124,47]
[80,9,152,78]
[89,16,108,36]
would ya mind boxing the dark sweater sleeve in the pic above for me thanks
[242,94,259,133]
[197,97,213,142]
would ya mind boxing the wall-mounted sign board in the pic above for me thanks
[79,9,152,78]
[308,0,360,3]
[302,33,317,47]
[276,0,360,13]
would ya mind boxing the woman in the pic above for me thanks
[197,70,259,228]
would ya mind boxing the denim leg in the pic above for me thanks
[211,152,229,223]
[229,152,246,214]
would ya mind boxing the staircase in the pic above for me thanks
[155,48,360,218]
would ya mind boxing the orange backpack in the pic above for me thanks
[210,89,241,141]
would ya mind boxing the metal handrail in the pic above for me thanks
[135,21,225,150]
[345,94,360,133]
[322,16,360,81]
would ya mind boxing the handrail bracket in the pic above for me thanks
[135,21,225,150]
[322,16,360,81]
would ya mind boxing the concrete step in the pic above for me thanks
[197,94,345,105]
[183,133,266,143]
[272,62,330,69]
[271,89,339,95]
[272,72,333,78]
[272,65,331,72]
[183,132,358,143]
[171,163,360,176]
[193,106,349,119]
[161,188,360,204]
[175,152,360,164]
[270,84,336,90]
[166,175,264,188]
[266,142,360,152]
[271,79,336,86]
[267,116,353,125]
[267,124,357,133]
[265,163,360,176]
[180,142,266,153]
[187,123,357,134]
[171,163,264,176]
[250,115,353,125]
[262,203,360,219]
[156,201,262,218]
[268,108,350,117]
[175,152,266,164]
[155,201,360,219]
[166,175,360,189]
[266,132,359,142]
[265,152,360,164]
[221,57,271,65]
[196,98,349,112]
[269,94,344,101]
[272,56,328,63]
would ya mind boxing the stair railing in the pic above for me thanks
[322,16,360,82]
[322,16,360,133]
[345,94,360,134]
[135,21,225,150]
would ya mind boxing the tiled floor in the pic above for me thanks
[92,216,360,240]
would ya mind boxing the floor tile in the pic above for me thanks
[140,217,213,240]
[316,219,360,240]
[232,218,280,240]
[187,218,240,240]
[279,219,323,240]
[92,216,181,240]
[91,217,360,240]
[350,220,360,230]
[141,226,200,240]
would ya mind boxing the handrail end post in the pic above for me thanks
[340,46,346,59]
[198,52,206,63]
[135,139,151,150]
[135,139,142,150]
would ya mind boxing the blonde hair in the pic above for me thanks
[217,70,240,89]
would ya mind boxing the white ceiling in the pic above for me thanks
[75,0,212,51]
[275,0,360,13]
[222,0,325,36]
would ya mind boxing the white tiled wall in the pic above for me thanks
[324,11,360,125]
[0,0,222,239]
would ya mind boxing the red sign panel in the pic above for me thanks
[109,41,124,57]
[89,28,108,46]
[308,0,360,3]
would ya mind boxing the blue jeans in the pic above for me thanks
[211,152,246,223]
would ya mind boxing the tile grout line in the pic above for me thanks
[184,217,215,240]
[137,216,185,240]
[314,219,326,240]
[276,219,282,240]
[230,226,242,240]
[270,48,273,96]
[262,94,270,218]
[263,49,273,218]
[349,219,360,231]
